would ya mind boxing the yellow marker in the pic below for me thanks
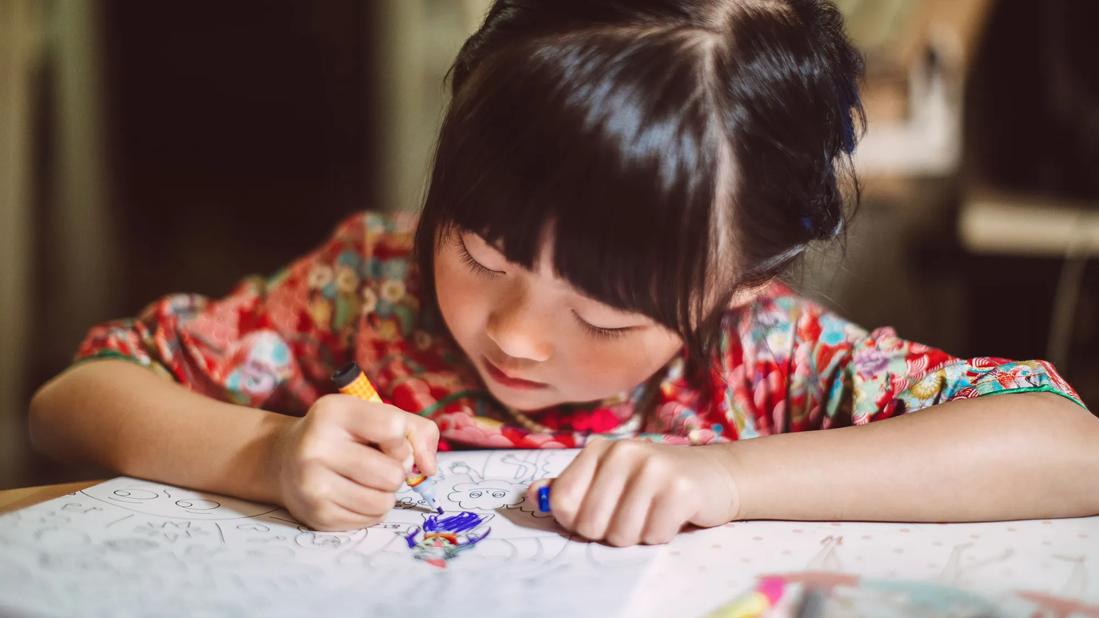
[331,362,442,514]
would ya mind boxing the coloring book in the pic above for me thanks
[1,449,1096,617]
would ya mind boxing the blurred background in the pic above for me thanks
[1,0,1096,489]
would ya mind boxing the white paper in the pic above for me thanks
[2,448,1097,618]
[0,449,656,617]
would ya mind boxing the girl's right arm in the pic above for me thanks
[29,359,438,530]
[30,359,293,505]
[28,213,436,530]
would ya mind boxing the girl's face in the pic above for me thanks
[433,227,684,411]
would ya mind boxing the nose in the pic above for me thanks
[485,284,553,363]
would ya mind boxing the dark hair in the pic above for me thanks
[414,0,864,370]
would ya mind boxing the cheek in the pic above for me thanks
[434,252,488,344]
[560,332,683,396]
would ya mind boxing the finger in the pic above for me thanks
[328,441,406,492]
[299,469,389,531]
[332,399,412,468]
[370,408,413,470]
[641,489,688,545]
[549,440,610,529]
[572,442,640,541]
[406,416,440,476]
[526,478,552,511]
[327,472,398,519]
[308,501,379,532]
[604,466,653,547]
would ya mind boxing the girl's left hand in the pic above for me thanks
[529,438,740,546]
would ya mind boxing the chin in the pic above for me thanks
[482,382,559,411]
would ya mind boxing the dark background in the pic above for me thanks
[8,0,1099,488]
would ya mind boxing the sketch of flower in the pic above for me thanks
[134,520,210,543]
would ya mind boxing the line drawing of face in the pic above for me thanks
[447,481,525,511]
[371,521,418,537]
[175,499,221,514]
[107,488,159,504]
[83,481,275,520]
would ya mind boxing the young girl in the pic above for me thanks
[30,0,1098,548]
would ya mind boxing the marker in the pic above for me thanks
[331,362,442,514]
[537,484,551,513]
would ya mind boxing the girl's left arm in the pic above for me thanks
[540,289,1099,546]
[712,289,1099,522]
[538,392,1099,546]
[721,390,1099,522]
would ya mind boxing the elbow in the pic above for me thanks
[1053,396,1099,515]
[28,372,68,459]
[1081,416,1099,514]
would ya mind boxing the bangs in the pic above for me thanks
[416,29,738,352]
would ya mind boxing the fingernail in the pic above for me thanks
[537,485,551,513]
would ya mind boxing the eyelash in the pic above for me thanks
[456,235,502,277]
[573,312,631,340]
[456,233,632,341]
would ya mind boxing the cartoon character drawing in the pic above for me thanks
[370,521,418,537]
[404,512,493,569]
[447,481,526,511]
[82,482,274,520]
[444,458,551,516]
[488,451,555,483]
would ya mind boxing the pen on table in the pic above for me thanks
[331,362,442,514]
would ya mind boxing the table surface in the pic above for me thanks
[1,472,1096,617]
[0,480,101,515]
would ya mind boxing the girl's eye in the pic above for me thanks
[573,311,632,340]
[456,235,504,277]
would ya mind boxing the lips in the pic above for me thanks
[482,356,548,390]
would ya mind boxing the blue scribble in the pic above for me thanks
[425,511,482,534]
[403,511,492,567]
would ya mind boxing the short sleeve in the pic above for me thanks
[721,286,1088,438]
[74,212,410,414]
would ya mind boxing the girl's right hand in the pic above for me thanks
[273,394,440,531]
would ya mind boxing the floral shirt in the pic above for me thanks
[76,212,1087,449]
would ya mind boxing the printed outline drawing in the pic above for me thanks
[81,481,279,521]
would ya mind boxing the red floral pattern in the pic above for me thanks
[77,212,1088,449]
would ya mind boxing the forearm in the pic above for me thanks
[29,360,293,504]
[720,392,1099,522]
